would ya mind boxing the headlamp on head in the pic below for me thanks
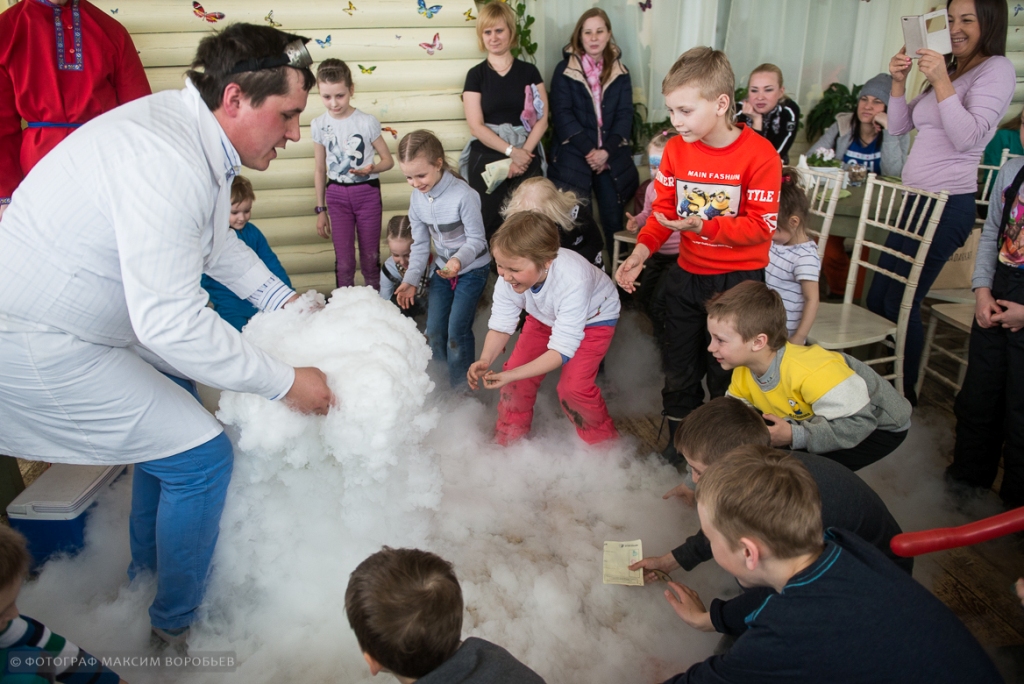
[230,39,312,74]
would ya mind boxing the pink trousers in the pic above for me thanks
[496,316,618,445]
[326,182,382,290]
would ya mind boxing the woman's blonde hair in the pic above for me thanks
[501,177,579,233]
[749,63,784,88]
[490,211,561,269]
[476,2,518,52]
[397,130,461,180]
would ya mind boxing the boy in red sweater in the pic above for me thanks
[616,47,781,463]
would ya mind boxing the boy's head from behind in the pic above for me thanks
[661,47,735,144]
[695,446,823,583]
[675,397,770,480]
[345,547,463,679]
[0,526,31,629]
[706,281,788,370]
[230,175,256,230]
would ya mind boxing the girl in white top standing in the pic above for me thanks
[765,169,820,344]
[468,211,620,445]
[312,59,394,290]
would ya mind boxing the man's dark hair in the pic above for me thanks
[345,547,463,678]
[186,23,316,111]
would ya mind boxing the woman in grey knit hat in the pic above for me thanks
[808,73,911,298]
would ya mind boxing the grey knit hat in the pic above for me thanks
[859,73,892,106]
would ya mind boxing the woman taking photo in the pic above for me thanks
[868,0,1014,402]
[808,73,910,298]
[547,8,638,261]
[462,1,548,241]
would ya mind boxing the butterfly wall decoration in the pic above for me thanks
[382,126,399,139]
[343,2,356,15]
[192,1,225,22]
[109,8,118,13]
[419,33,442,55]
[316,36,332,48]
[639,0,652,10]
[265,10,282,27]
[464,8,475,21]
[417,0,441,19]
[358,65,376,74]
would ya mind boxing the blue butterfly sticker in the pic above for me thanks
[316,35,332,48]
[1015,3,1023,16]
[417,0,442,19]
[109,7,118,13]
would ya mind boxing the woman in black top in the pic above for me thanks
[462,1,548,241]
[547,8,638,258]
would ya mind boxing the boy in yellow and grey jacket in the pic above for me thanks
[706,281,911,471]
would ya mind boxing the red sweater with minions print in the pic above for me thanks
[636,124,781,275]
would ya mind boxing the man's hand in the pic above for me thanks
[763,413,793,447]
[615,243,650,293]
[284,367,334,415]
[629,552,681,584]
[655,212,703,233]
[993,300,1024,333]
[975,288,1001,329]
[664,581,714,632]
[395,283,416,310]
[316,212,331,239]
[663,482,696,507]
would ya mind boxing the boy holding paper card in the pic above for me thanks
[657,449,1002,684]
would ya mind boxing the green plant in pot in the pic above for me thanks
[631,101,671,161]
[804,82,863,143]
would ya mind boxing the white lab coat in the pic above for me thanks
[0,81,296,464]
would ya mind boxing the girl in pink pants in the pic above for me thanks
[468,211,620,445]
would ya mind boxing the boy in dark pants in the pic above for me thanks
[616,47,780,463]
[949,156,1024,507]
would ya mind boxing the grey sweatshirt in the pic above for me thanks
[405,171,490,287]
[808,112,910,178]
[417,638,546,684]
[974,156,1024,290]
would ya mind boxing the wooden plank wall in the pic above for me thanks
[109,0,481,294]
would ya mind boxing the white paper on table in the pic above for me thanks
[902,9,952,57]
[603,540,644,586]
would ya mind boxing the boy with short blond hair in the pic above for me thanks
[0,526,124,683]
[615,47,781,464]
[707,281,911,470]
[346,547,545,683]
[658,448,1001,683]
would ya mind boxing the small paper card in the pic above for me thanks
[902,9,953,57]
[481,158,512,194]
[603,540,644,586]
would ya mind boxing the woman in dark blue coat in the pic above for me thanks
[548,8,639,263]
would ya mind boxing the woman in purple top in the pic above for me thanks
[867,0,1014,401]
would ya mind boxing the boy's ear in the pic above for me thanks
[716,92,732,117]
[363,652,383,676]
[751,332,770,352]
[739,536,762,571]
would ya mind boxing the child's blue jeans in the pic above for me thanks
[128,375,233,631]
[426,266,489,388]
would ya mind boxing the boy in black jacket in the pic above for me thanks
[658,448,1000,684]
[630,397,911,636]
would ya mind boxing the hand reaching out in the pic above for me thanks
[395,283,416,310]
[437,258,462,280]
[655,212,703,234]
[628,552,681,584]
[662,482,696,507]
[664,581,714,632]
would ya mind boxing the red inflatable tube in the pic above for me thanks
[890,506,1024,557]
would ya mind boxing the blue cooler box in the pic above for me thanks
[6,464,125,567]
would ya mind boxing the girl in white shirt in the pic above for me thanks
[468,211,620,445]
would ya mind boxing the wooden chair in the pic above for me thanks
[1001,148,1023,165]
[611,231,638,281]
[800,167,846,258]
[918,302,974,394]
[807,173,949,395]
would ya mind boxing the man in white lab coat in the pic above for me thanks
[0,23,332,644]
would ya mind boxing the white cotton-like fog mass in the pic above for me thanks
[15,289,1003,684]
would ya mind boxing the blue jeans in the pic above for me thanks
[866,192,976,394]
[426,266,489,388]
[128,375,233,630]
[592,170,624,257]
